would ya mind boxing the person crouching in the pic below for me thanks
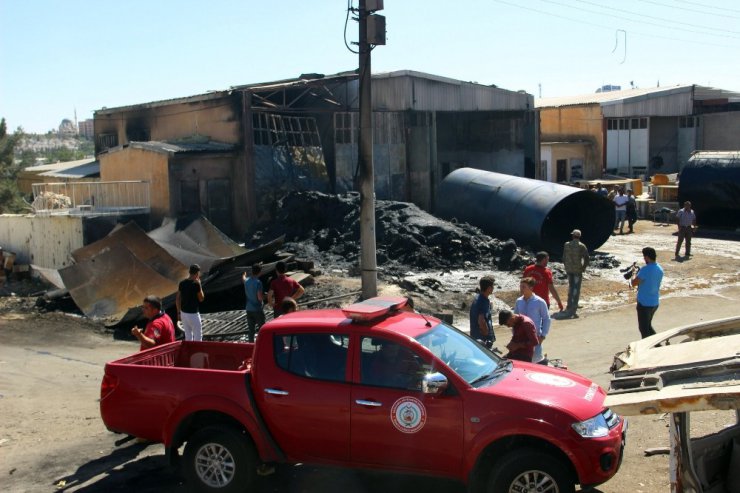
[498,309,539,362]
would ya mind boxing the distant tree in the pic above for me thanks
[0,118,29,213]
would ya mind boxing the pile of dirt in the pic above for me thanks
[248,191,532,279]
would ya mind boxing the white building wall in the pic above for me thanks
[0,215,84,269]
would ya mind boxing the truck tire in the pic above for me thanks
[183,425,256,493]
[487,448,575,493]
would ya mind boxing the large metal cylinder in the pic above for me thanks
[678,152,740,228]
[435,168,615,255]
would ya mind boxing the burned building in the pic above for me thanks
[94,70,537,237]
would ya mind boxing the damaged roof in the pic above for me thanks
[95,69,534,116]
[104,140,236,156]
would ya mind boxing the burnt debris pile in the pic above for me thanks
[248,191,531,278]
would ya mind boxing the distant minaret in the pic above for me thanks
[74,108,78,134]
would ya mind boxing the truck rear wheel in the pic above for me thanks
[487,448,575,493]
[183,425,256,493]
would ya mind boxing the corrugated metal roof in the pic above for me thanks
[372,71,532,112]
[95,70,532,117]
[39,160,99,179]
[95,90,232,115]
[23,157,97,173]
[537,84,740,117]
[107,141,236,155]
[536,85,695,108]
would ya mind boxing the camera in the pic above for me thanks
[620,262,640,280]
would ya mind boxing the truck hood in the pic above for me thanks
[478,362,607,420]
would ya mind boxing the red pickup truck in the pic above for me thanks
[100,297,626,493]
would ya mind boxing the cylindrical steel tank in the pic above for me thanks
[435,168,615,255]
[678,152,740,228]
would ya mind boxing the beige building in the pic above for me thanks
[537,85,740,182]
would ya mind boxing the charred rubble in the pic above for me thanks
[247,191,532,279]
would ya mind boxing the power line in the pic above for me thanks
[538,0,740,39]
[641,0,740,18]
[491,0,738,48]
[574,0,740,34]
[675,0,740,14]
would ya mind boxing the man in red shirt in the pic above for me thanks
[268,261,305,317]
[523,251,563,311]
[131,295,175,350]
[498,310,539,362]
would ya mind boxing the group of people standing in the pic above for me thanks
[131,261,305,351]
[470,223,669,362]
[242,261,304,342]
[595,183,638,235]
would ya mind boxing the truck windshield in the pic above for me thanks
[416,323,502,385]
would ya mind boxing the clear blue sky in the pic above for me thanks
[2,0,739,133]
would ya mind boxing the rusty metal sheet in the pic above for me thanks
[147,216,246,272]
[59,243,179,325]
[71,221,187,282]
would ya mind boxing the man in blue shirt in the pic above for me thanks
[469,276,495,347]
[242,263,265,343]
[631,247,664,338]
[514,277,551,364]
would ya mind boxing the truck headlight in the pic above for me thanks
[572,413,609,438]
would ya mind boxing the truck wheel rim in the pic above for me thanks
[195,443,236,488]
[508,470,559,493]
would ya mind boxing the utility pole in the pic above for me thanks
[357,0,385,299]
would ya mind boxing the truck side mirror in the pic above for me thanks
[422,372,448,395]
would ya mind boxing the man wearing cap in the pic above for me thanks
[177,264,205,341]
[562,229,589,318]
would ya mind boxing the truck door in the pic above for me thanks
[350,336,464,476]
[257,332,351,462]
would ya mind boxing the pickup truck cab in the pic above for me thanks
[100,297,626,493]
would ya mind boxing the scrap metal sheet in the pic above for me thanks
[59,243,179,325]
[71,221,187,282]
[147,216,246,272]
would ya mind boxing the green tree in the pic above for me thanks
[0,118,29,213]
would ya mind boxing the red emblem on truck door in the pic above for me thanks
[391,397,427,433]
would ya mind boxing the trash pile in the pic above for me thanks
[248,191,532,279]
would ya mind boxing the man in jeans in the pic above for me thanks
[562,229,589,318]
[631,246,664,338]
[675,201,697,258]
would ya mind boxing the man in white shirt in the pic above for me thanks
[675,201,697,258]
[613,188,629,235]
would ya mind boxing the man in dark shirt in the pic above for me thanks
[176,264,205,341]
[469,276,495,347]
[498,310,539,362]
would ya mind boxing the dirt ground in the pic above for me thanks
[1,220,739,492]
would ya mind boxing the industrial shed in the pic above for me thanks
[537,85,740,181]
[94,70,537,237]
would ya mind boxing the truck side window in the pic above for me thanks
[274,333,348,383]
[360,337,425,391]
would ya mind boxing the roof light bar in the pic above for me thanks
[342,296,408,322]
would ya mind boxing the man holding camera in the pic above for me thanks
[631,247,664,339]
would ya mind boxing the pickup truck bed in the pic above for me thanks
[101,341,257,443]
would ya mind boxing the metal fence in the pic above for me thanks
[31,181,150,215]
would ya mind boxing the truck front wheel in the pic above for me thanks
[183,425,256,493]
[487,448,575,493]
